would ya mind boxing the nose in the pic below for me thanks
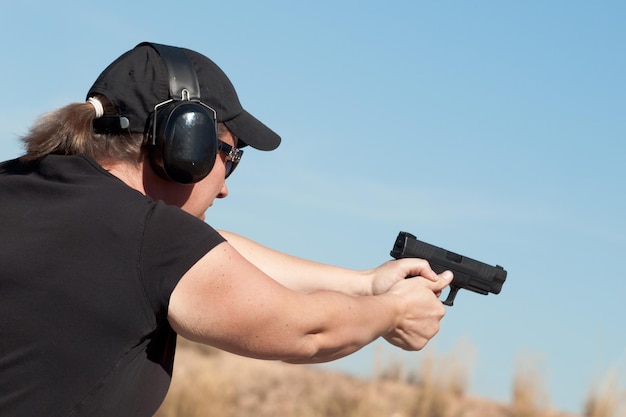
[216,182,229,199]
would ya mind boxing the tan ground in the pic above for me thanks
[154,340,583,417]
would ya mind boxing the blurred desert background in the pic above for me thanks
[154,338,625,417]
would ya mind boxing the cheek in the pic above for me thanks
[215,154,227,176]
[198,169,225,199]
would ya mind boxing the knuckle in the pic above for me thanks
[430,321,441,336]
[413,337,428,351]
[438,303,446,318]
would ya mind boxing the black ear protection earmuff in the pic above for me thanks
[145,43,219,184]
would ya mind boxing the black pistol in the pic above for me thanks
[390,231,507,306]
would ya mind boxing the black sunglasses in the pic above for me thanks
[218,140,243,179]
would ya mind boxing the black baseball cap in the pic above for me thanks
[86,42,280,151]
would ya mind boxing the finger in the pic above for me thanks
[399,258,438,282]
[427,270,454,292]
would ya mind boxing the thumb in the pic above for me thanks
[429,270,454,292]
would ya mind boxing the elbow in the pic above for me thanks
[281,331,362,364]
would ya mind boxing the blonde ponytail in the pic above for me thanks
[20,95,143,164]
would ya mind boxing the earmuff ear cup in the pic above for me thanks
[148,101,218,184]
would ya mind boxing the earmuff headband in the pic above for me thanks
[146,42,201,101]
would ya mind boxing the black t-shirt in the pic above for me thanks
[0,154,225,416]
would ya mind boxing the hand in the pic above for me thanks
[369,258,439,296]
[383,271,453,351]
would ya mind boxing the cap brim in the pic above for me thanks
[223,110,281,151]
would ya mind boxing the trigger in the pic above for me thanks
[443,286,460,307]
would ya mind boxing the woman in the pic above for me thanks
[0,42,451,416]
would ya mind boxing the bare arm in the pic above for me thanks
[218,230,439,296]
[168,241,451,364]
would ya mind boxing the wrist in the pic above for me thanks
[377,291,404,331]
[358,269,376,296]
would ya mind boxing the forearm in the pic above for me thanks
[218,230,373,295]
[279,290,402,364]
[175,284,403,364]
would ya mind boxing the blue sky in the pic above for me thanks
[1,1,624,413]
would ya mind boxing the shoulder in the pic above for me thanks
[0,157,35,176]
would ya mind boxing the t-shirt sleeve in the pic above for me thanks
[139,201,225,320]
